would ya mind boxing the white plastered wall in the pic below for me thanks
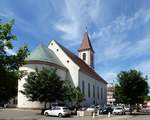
[79,50,92,67]
[79,71,107,106]
[18,64,66,109]
[48,40,80,87]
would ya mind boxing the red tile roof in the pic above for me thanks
[55,41,107,84]
[78,32,94,53]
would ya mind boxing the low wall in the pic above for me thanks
[77,111,93,116]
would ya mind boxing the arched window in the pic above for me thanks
[101,88,103,99]
[83,53,86,61]
[93,85,95,98]
[97,87,99,99]
[88,83,90,98]
[82,80,85,95]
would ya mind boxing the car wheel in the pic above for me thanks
[58,113,63,118]
[45,112,48,117]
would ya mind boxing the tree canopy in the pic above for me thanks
[21,68,66,108]
[21,67,85,108]
[114,69,149,106]
[0,19,29,103]
[73,87,85,107]
[63,80,84,107]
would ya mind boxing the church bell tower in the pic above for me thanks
[78,31,95,69]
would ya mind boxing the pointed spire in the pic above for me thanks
[85,26,88,32]
[78,31,94,53]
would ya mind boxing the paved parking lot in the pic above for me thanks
[0,109,150,120]
[0,109,124,120]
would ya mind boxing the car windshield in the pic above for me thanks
[89,105,95,108]
[63,107,69,110]
[116,108,122,110]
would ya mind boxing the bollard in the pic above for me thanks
[93,112,95,119]
[108,112,111,118]
[97,109,99,116]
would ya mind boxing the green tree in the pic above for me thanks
[63,80,75,105]
[21,68,65,108]
[114,69,149,112]
[0,19,29,103]
[63,81,85,107]
[144,96,150,101]
[73,87,85,107]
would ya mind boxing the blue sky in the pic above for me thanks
[0,0,150,85]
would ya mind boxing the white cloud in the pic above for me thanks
[0,8,32,33]
[55,20,81,45]
[134,60,150,86]
[103,39,129,60]
[92,8,150,64]
[100,71,117,84]
[92,9,143,40]
[126,35,150,58]
[143,9,150,23]
[5,47,16,55]
[135,60,150,75]
[53,0,102,45]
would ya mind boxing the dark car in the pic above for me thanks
[0,101,7,108]
[99,107,113,114]
[0,103,4,107]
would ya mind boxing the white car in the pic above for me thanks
[124,106,130,112]
[113,107,125,115]
[86,106,96,112]
[44,106,71,117]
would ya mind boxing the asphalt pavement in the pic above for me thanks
[0,108,150,120]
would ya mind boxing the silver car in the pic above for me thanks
[44,106,71,117]
[113,107,125,115]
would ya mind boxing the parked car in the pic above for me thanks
[86,105,97,112]
[99,107,113,114]
[51,103,65,107]
[44,106,71,117]
[0,101,7,108]
[124,106,130,112]
[113,107,125,115]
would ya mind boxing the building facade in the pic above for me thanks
[107,84,115,105]
[18,32,107,109]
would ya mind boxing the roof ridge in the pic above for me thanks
[78,32,94,52]
[26,43,65,68]
[55,41,107,84]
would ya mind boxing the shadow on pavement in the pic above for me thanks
[131,108,150,115]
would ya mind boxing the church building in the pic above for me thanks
[18,32,107,109]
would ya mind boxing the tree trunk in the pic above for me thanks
[44,102,47,109]
[41,102,47,115]
[130,104,133,115]
[137,103,140,112]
